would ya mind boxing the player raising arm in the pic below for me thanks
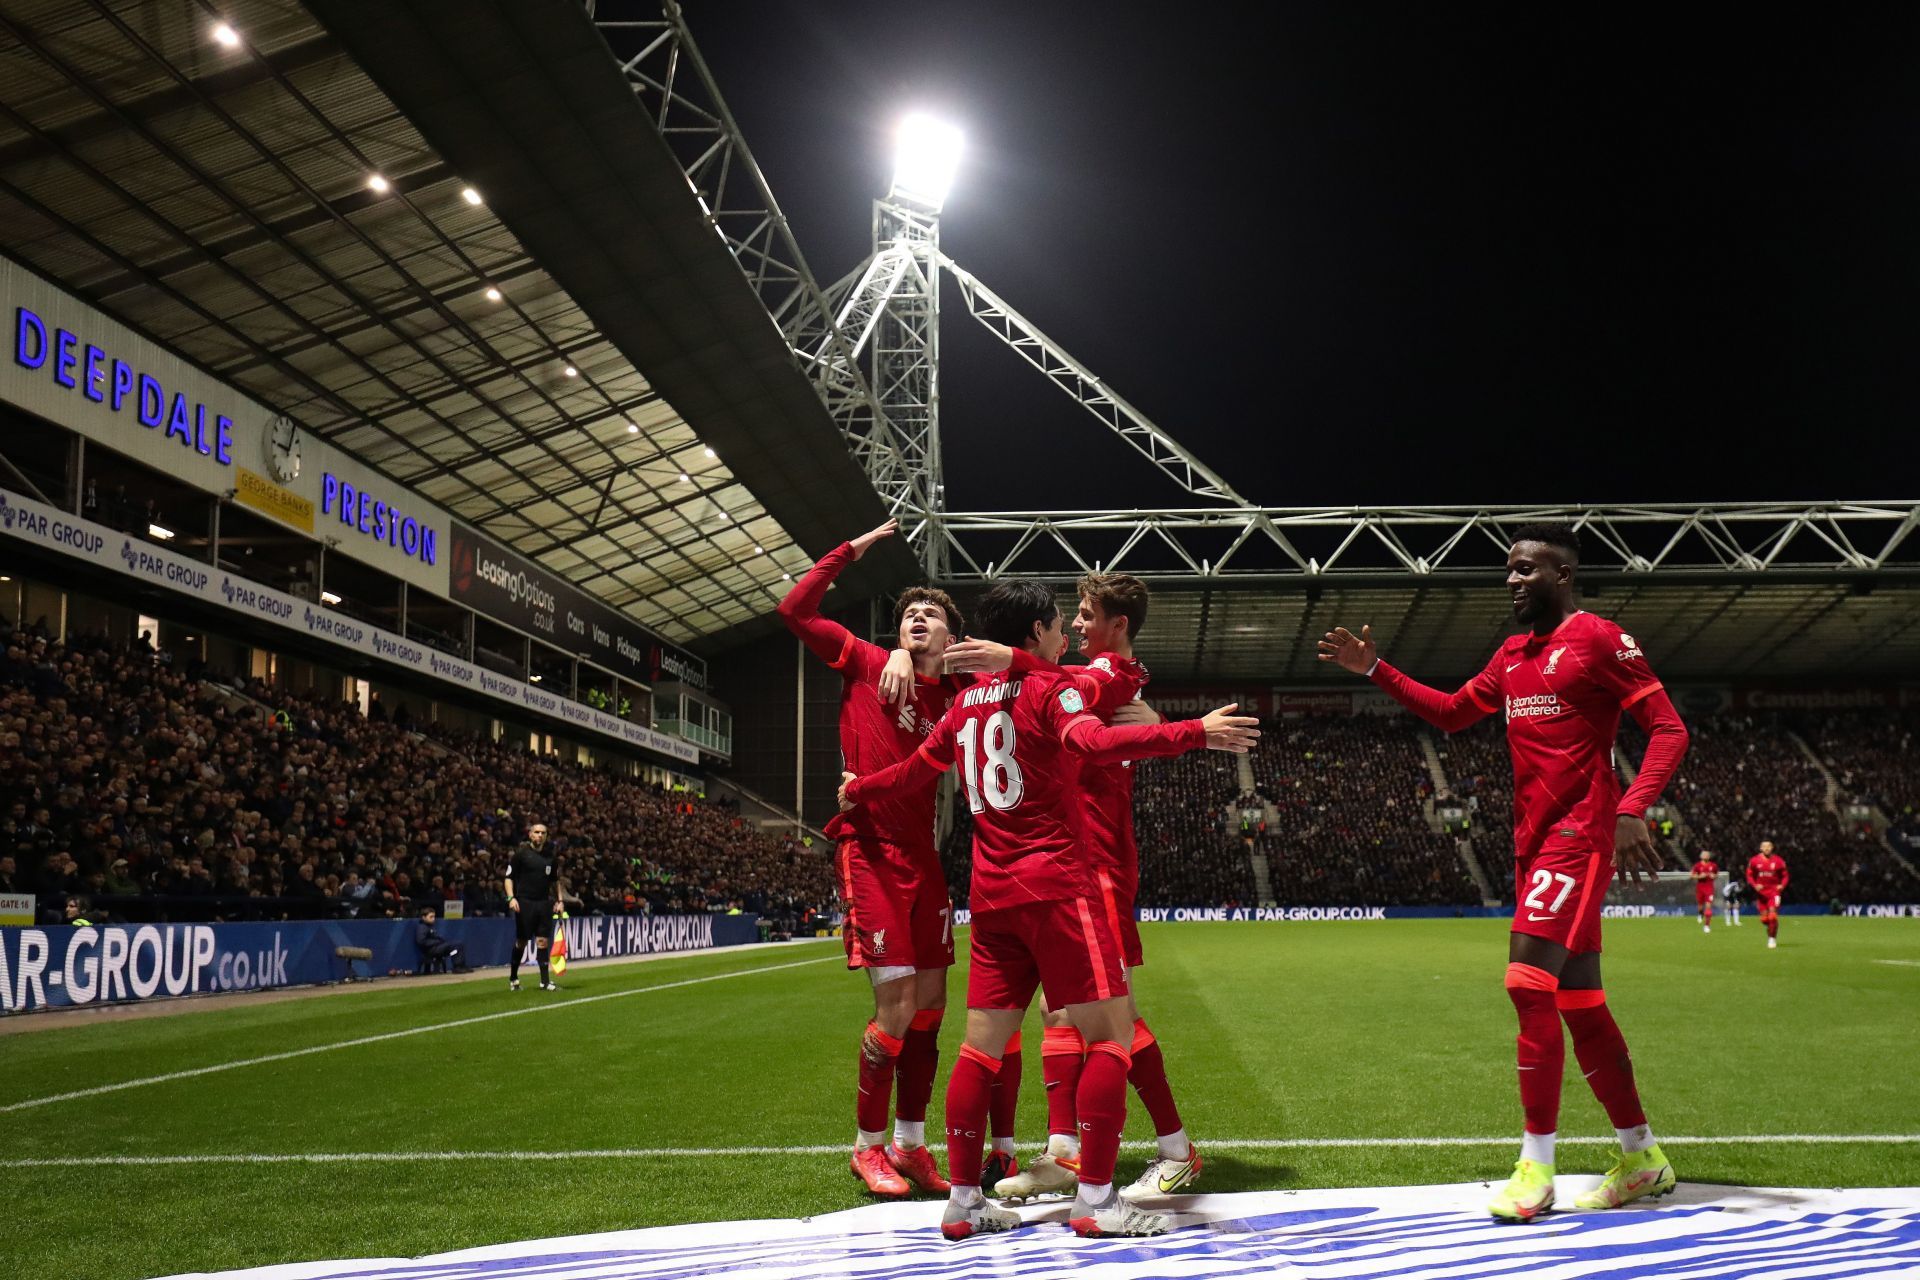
[1319,522,1690,1222]
[777,518,971,1198]
[840,579,1258,1241]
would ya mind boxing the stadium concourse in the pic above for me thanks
[4,1,1920,1279]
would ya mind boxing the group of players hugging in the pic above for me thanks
[786,516,1697,1239]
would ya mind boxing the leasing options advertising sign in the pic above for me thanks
[3,256,450,596]
[447,521,707,689]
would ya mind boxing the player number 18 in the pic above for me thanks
[956,710,1025,814]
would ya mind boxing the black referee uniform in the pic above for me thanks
[506,840,558,988]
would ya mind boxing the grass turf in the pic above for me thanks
[7,917,1919,1279]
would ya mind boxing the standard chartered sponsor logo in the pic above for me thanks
[1505,693,1562,720]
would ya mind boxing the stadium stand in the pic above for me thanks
[1251,717,1480,906]
[9,611,1915,921]
[1432,718,1516,863]
[1133,749,1258,907]
[1797,709,1920,860]
[1618,712,1917,906]
[0,620,831,930]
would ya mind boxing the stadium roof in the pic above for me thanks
[6,0,1916,686]
[0,0,913,644]
[1115,578,1920,684]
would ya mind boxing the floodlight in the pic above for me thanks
[889,114,963,211]
[148,523,175,541]
[320,590,342,605]
[211,22,240,48]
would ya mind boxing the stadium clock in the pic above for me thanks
[266,415,303,484]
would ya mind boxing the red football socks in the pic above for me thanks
[1505,962,1563,1137]
[1073,1040,1132,1187]
[1128,1019,1185,1139]
[856,1021,903,1137]
[945,1043,1001,1188]
[1042,1025,1086,1141]
[1558,989,1648,1129]
[895,1009,943,1126]
[990,1029,1022,1142]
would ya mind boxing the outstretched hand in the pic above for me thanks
[849,519,898,560]
[1316,624,1377,675]
[1200,704,1262,753]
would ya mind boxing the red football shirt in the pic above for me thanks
[1068,654,1151,884]
[847,668,1204,912]
[1380,610,1666,860]
[777,542,955,863]
[1746,852,1789,896]
[1692,859,1719,884]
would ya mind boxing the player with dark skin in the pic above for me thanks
[1321,528,1692,1219]
[1318,537,1663,993]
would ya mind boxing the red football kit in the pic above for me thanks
[1370,610,1689,953]
[1066,654,1152,969]
[778,542,960,975]
[847,667,1202,1010]
[1692,859,1720,904]
[1746,852,1789,912]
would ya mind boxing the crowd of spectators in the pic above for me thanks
[1617,712,1916,906]
[1251,716,1479,906]
[1433,718,1515,855]
[0,621,832,929]
[1797,709,1920,861]
[939,713,1471,908]
[1133,749,1256,908]
[8,611,1913,927]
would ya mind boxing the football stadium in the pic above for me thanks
[3,4,1918,1278]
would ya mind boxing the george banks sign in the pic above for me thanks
[4,256,449,596]
[448,521,707,690]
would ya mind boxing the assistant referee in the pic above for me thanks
[504,821,558,991]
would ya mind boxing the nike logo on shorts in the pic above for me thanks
[1527,912,1556,921]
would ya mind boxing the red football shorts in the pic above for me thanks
[1756,891,1782,916]
[966,897,1130,1011]
[1512,842,1610,954]
[836,838,955,973]
[1695,884,1715,903]
[1095,867,1144,970]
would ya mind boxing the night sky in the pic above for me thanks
[688,3,1918,516]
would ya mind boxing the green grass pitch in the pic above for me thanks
[7,917,1919,1279]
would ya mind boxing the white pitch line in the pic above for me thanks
[1872,959,1920,968]
[4,1134,1915,1168]
[0,954,838,1115]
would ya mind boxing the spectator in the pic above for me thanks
[0,624,833,926]
[413,906,466,972]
